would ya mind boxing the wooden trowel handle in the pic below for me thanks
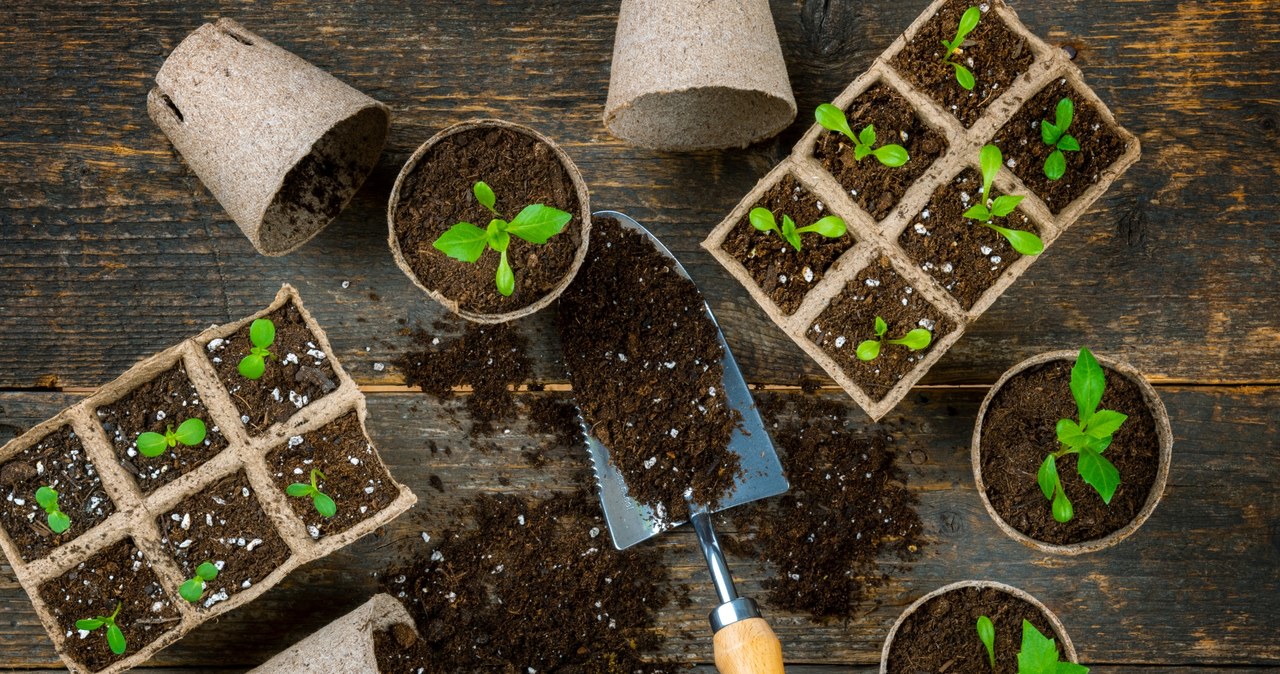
[714,616,784,674]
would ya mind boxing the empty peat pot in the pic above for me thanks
[881,580,1078,674]
[148,18,391,256]
[604,0,796,150]
[972,350,1173,554]
[387,119,592,323]
[249,594,415,673]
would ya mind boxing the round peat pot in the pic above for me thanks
[387,119,592,324]
[880,580,1078,674]
[972,350,1173,554]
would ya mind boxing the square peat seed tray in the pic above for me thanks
[704,0,1139,420]
[0,284,417,674]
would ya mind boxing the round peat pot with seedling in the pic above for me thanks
[388,119,592,323]
[972,349,1173,554]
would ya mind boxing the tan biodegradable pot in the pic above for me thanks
[249,594,416,673]
[972,350,1173,555]
[148,18,391,256]
[604,0,796,150]
[880,580,1078,674]
[387,118,592,324]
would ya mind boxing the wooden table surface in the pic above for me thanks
[1,0,1277,671]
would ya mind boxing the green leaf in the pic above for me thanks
[796,216,846,239]
[1077,445,1121,504]
[1018,620,1063,674]
[979,145,1003,188]
[874,316,888,337]
[506,204,572,244]
[1058,661,1091,674]
[433,222,489,263]
[196,561,219,581]
[1055,98,1074,132]
[487,222,511,253]
[1070,348,1105,424]
[313,492,337,519]
[954,63,975,90]
[1083,409,1127,439]
[1041,120,1062,146]
[1056,418,1088,448]
[853,143,872,161]
[76,618,105,631]
[890,329,933,351]
[249,319,275,349]
[48,510,70,534]
[174,418,206,447]
[815,103,854,141]
[1057,134,1080,152]
[1044,150,1066,181]
[136,432,169,458]
[107,623,127,655]
[977,615,996,669]
[963,204,992,221]
[873,144,910,167]
[35,486,58,511]
[1052,488,1074,522]
[986,224,1044,255]
[238,353,266,380]
[1038,454,1059,501]
[473,181,497,213]
[179,577,205,603]
[496,250,515,296]
[780,215,802,251]
[858,124,876,147]
[958,6,982,38]
[989,194,1024,218]
[855,340,881,361]
[286,483,313,497]
[749,208,777,232]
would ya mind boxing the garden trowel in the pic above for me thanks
[568,210,788,674]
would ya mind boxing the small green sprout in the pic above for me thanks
[287,468,337,519]
[941,6,983,90]
[136,418,207,458]
[34,486,70,534]
[237,318,276,380]
[433,181,573,297]
[179,561,219,603]
[814,105,910,167]
[748,207,846,252]
[855,316,933,361]
[977,615,996,670]
[1038,347,1127,523]
[76,602,126,656]
[1041,98,1080,181]
[963,145,1045,256]
[1017,620,1088,674]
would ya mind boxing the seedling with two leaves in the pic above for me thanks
[748,207,846,251]
[856,316,933,361]
[963,145,1045,256]
[76,602,127,656]
[287,468,337,519]
[433,181,573,297]
[976,615,1089,674]
[179,561,220,603]
[941,6,983,90]
[238,318,276,380]
[34,486,70,534]
[815,104,910,167]
[136,418,206,458]
[1041,98,1080,180]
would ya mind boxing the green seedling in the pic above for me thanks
[963,145,1045,256]
[76,602,126,656]
[179,561,220,603]
[1017,620,1088,674]
[941,6,983,90]
[433,181,573,297]
[977,615,996,670]
[856,316,933,361]
[814,105,910,167]
[135,418,207,458]
[34,486,70,534]
[237,318,276,380]
[1038,347,1127,523]
[287,468,337,519]
[748,207,846,252]
[1041,98,1080,180]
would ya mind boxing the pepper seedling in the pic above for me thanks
[34,486,70,534]
[179,561,220,603]
[963,145,1045,256]
[287,468,337,518]
[433,181,573,297]
[856,316,933,361]
[941,6,983,90]
[76,602,126,656]
[748,207,846,251]
[1038,347,1126,523]
[977,614,996,670]
[136,418,207,458]
[1041,98,1080,180]
[814,105,910,167]
[1016,619,1089,674]
[237,318,276,380]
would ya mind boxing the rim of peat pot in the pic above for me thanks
[386,118,592,324]
[879,580,1078,674]
[971,350,1174,555]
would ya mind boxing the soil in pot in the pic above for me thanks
[812,82,949,220]
[979,359,1160,544]
[885,585,1066,674]
[991,77,1128,214]
[720,174,859,315]
[888,0,1035,128]
[265,411,399,540]
[38,537,181,672]
[392,125,584,314]
[205,301,339,436]
[559,217,742,523]
[156,470,291,610]
[806,255,956,402]
[897,167,1041,310]
[95,361,230,495]
[0,425,116,562]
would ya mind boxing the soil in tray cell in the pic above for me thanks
[95,361,230,496]
[806,255,956,402]
[266,411,398,540]
[888,0,1035,128]
[38,537,181,672]
[979,359,1160,544]
[812,82,949,221]
[992,77,1129,214]
[721,174,858,315]
[156,471,291,610]
[559,217,742,524]
[0,425,116,562]
[885,585,1067,674]
[205,301,339,437]
[897,167,1041,310]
